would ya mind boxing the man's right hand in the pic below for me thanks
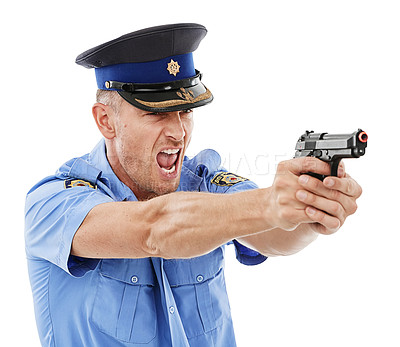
[265,157,333,231]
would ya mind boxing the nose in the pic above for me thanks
[163,112,186,141]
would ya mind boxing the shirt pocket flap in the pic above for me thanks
[164,247,224,287]
[99,258,156,286]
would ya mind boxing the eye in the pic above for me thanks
[180,109,193,115]
[145,111,165,117]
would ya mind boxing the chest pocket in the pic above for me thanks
[91,258,157,344]
[163,247,230,339]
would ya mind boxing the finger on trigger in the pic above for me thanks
[292,157,331,176]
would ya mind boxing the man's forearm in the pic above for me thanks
[144,189,274,259]
[237,224,319,257]
[72,188,275,260]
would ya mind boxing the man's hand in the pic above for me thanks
[296,163,362,235]
[266,157,362,234]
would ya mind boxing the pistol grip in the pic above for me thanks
[306,159,341,181]
[306,172,325,181]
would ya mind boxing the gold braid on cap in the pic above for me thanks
[135,88,212,108]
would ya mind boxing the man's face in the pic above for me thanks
[108,99,194,200]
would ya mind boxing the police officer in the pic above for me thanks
[25,23,362,346]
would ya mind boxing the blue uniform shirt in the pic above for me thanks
[25,140,267,346]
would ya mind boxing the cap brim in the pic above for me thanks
[118,82,213,112]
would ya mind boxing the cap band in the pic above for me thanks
[95,53,195,90]
[104,70,202,92]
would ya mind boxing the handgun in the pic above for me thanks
[294,129,368,180]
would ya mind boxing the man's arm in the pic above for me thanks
[71,157,362,259]
[71,188,273,259]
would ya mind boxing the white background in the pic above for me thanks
[1,1,399,346]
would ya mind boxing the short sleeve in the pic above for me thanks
[25,178,113,277]
[231,240,267,266]
[210,172,268,266]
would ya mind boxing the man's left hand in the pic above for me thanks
[295,163,363,235]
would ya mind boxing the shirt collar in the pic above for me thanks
[178,149,222,192]
[88,139,137,201]
[178,163,203,192]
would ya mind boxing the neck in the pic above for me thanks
[105,141,157,201]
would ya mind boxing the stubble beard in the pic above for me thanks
[121,153,181,200]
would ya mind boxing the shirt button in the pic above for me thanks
[196,275,204,283]
[169,306,175,314]
[131,276,138,283]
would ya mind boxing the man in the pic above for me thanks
[25,23,362,346]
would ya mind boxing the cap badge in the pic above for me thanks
[167,59,181,76]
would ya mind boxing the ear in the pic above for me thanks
[92,103,116,139]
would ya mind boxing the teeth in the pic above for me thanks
[161,149,180,154]
[161,164,176,174]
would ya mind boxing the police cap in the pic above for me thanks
[76,23,213,112]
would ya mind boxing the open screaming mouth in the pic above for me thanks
[156,148,181,174]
